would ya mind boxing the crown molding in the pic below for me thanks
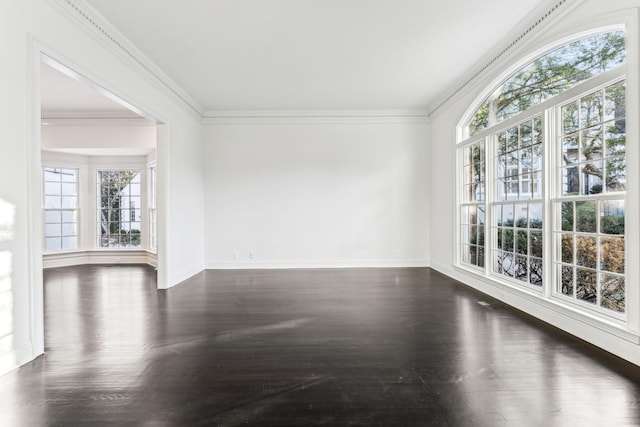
[41,110,154,126]
[202,110,430,125]
[53,0,205,119]
[427,0,583,117]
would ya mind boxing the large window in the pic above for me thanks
[43,167,78,251]
[458,30,627,319]
[555,79,626,314]
[97,170,141,248]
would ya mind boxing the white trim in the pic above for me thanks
[206,259,430,270]
[43,250,156,269]
[203,110,429,125]
[52,0,204,119]
[27,37,45,360]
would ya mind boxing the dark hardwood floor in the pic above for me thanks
[1,265,639,426]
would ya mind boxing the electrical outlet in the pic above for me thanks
[233,251,239,260]
[249,251,255,259]
[394,249,400,257]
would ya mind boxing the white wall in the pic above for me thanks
[429,0,640,365]
[0,0,205,375]
[41,123,156,152]
[204,119,429,268]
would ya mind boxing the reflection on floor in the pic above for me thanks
[1,265,639,425]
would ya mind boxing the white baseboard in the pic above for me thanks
[43,250,157,269]
[205,259,430,270]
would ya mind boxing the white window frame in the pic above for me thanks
[96,168,143,249]
[43,166,79,252]
[455,26,637,333]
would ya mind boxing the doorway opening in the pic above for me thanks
[37,54,165,351]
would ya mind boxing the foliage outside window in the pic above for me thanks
[493,115,544,287]
[43,167,78,251]
[555,79,626,313]
[469,32,626,136]
[459,30,627,318]
[460,141,485,268]
[98,170,141,248]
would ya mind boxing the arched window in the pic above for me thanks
[457,29,627,319]
[468,31,625,136]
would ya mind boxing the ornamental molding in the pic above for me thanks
[54,0,205,118]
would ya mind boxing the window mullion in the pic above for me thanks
[484,134,494,276]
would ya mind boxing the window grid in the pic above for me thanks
[460,141,486,269]
[97,170,142,248]
[555,79,626,315]
[43,167,78,251]
[459,31,627,320]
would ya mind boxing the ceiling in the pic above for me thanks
[83,0,546,113]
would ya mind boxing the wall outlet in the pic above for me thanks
[249,251,255,259]
[233,251,239,260]
[394,249,400,257]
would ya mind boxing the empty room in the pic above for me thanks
[1,0,640,425]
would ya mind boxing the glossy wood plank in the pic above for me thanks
[1,265,639,426]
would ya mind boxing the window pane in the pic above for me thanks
[44,182,60,196]
[61,196,77,209]
[529,203,542,229]
[561,202,574,231]
[44,168,62,182]
[575,201,596,233]
[61,236,76,250]
[529,258,543,286]
[600,237,624,274]
[605,121,625,158]
[600,200,624,235]
[520,121,532,147]
[605,157,626,192]
[561,266,574,296]
[61,183,76,196]
[515,255,528,282]
[530,231,542,258]
[562,102,579,134]
[576,236,597,268]
[61,210,77,223]
[45,237,61,251]
[45,224,61,237]
[45,211,61,224]
[44,196,61,209]
[580,91,603,128]
[97,170,142,248]
[61,169,77,183]
[604,81,625,121]
[576,269,597,304]
[561,234,574,263]
[61,223,76,237]
[601,274,625,313]
[562,167,579,196]
[580,126,603,162]
[581,162,603,195]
